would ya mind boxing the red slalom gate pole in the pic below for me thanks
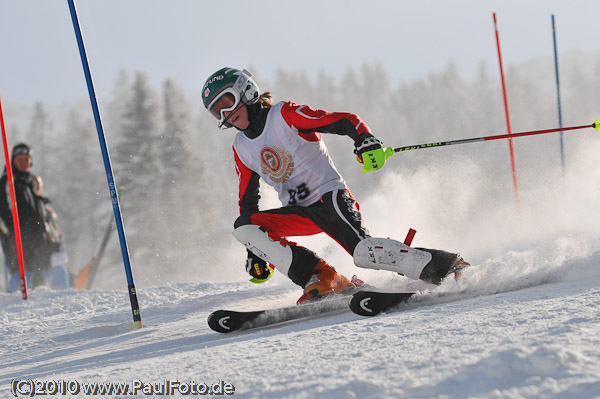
[493,12,520,212]
[0,92,28,299]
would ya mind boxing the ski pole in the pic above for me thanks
[67,0,142,328]
[361,120,600,172]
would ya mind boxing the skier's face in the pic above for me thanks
[224,103,250,130]
[209,91,250,130]
[13,154,32,173]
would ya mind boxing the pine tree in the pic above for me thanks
[157,79,206,272]
[313,69,337,109]
[113,71,161,191]
[27,102,52,172]
[339,67,361,112]
[161,79,192,187]
[273,68,313,104]
[54,108,110,270]
[104,72,162,272]
[358,62,395,142]
[105,68,132,136]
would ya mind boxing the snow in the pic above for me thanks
[1,235,600,398]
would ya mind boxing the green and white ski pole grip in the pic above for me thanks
[361,147,395,173]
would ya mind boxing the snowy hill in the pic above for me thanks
[1,237,600,398]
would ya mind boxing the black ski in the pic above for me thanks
[349,291,415,317]
[208,292,355,333]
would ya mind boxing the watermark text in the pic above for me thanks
[10,378,235,396]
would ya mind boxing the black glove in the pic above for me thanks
[354,134,383,164]
[245,251,274,283]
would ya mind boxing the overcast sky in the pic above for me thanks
[1,0,598,105]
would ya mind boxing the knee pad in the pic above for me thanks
[232,225,293,276]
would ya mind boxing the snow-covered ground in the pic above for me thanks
[1,234,600,398]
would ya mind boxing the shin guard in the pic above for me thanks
[353,237,432,280]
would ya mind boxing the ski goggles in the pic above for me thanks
[207,89,241,127]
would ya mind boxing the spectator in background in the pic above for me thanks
[0,143,69,292]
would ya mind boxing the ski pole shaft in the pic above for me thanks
[393,121,600,153]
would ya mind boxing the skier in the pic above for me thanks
[0,143,70,292]
[202,67,468,303]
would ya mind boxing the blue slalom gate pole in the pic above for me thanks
[552,14,565,175]
[67,0,142,328]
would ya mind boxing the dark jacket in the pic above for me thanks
[0,169,53,276]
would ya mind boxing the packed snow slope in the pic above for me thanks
[2,132,600,398]
[1,241,600,399]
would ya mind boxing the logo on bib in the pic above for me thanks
[260,146,294,183]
